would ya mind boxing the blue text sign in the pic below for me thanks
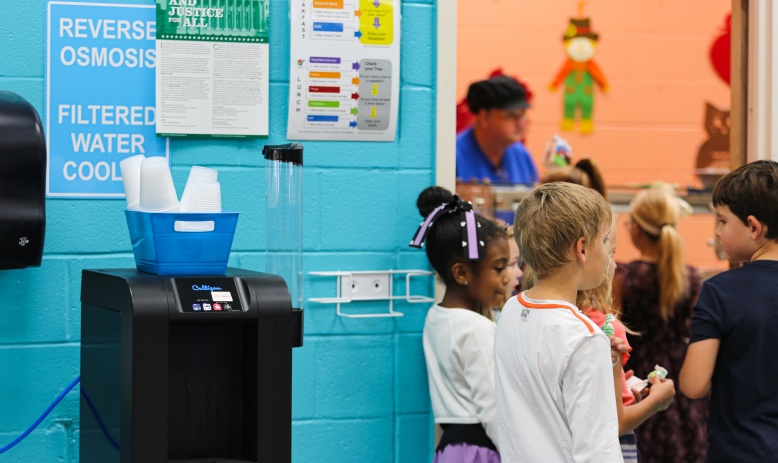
[46,1,168,198]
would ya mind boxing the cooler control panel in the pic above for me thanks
[174,277,245,313]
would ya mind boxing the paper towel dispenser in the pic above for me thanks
[0,91,46,269]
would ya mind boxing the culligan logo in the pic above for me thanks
[192,284,223,291]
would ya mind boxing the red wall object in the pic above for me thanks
[710,14,731,86]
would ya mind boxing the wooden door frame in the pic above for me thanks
[731,0,747,169]
[435,0,457,192]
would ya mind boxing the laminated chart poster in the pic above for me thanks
[155,0,269,138]
[287,0,400,141]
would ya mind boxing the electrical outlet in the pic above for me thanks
[341,273,390,300]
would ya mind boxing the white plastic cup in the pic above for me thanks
[187,180,222,213]
[175,181,221,232]
[180,166,218,212]
[139,157,179,212]
[120,154,145,209]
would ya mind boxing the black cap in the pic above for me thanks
[466,76,529,113]
[263,143,303,166]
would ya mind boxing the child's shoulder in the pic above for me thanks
[707,260,778,285]
[516,294,601,337]
[699,261,778,308]
[430,305,494,329]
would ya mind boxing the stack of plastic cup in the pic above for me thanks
[139,157,179,212]
[180,166,218,212]
[187,181,222,213]
[120,154,145,210]
[175,180,221,231]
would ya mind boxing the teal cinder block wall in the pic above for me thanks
[0,0,437,461]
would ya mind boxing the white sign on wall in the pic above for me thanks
[286,0,401,141]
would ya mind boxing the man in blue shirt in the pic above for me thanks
[456,76,539,185]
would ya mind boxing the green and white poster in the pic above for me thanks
[155,0,269,138]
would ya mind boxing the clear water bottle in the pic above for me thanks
[264,143,303,312]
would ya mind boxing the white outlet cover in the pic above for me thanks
[341,273,391,300]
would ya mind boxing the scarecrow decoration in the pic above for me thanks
[549,5,608,134]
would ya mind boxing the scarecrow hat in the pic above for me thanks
[563,17,599,41]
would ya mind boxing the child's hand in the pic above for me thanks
[647,375,675,412]
[609,336,630,366]
[625,369,646,403]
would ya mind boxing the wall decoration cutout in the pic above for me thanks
[709,14,731,86]
[549,3,608,134]
[696,102,730,171]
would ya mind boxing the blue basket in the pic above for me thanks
[125,210,239,275]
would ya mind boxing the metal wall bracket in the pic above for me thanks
[307,270,434,318]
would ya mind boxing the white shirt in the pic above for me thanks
[422,304,499,449]
[494,292,623,463]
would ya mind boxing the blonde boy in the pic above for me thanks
[680,160,778,462]
[495,182,623,462]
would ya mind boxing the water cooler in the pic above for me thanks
[81,143,305,462]
[80,268,303,463]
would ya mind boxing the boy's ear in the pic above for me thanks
[574,236,587,264]
[746,215,766,240]
[451,262,471,286]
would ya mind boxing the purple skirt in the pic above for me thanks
[433,443,501,463]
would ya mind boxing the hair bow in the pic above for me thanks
[409,195,484,260]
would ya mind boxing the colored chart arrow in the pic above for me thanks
[354,30,362,38]
[350,107,359,115]
[352,61,360,71]
[351,92,360,100]
[373,17,381,29]
[352,76,360,85]
[354,9,362,17]
[349,120,358,128]
[373,0,380,7]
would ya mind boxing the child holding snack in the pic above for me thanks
[521,215,676,462]
[580,217,675,462]
[495,182,624,462]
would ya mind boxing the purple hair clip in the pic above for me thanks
[409,195,484,260]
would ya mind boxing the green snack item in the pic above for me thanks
[601,314,615,337]
[647,364,668,380]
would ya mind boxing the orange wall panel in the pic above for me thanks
[457,0,731,270]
